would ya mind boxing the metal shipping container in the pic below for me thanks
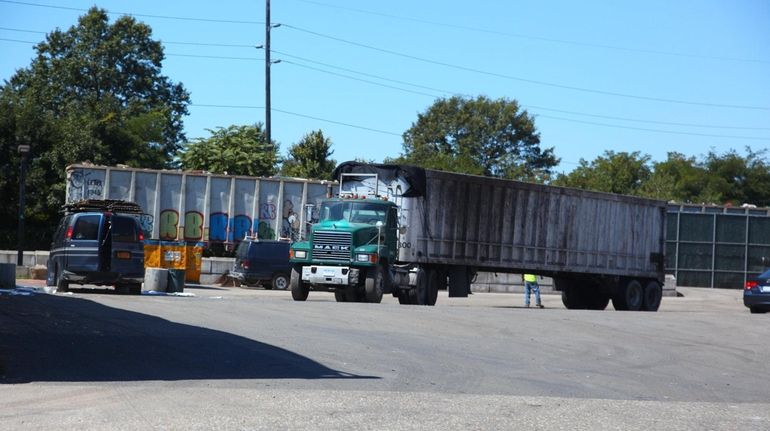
[401,169,666,280]
[65,164,334,244]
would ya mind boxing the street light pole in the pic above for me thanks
[17,144,30,267]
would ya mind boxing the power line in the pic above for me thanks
[289,0,769,65]
[537,115,770,141]
[272,49,770,132]
[281,60,444,98]
[192,103,402,136]
[2,36,768,135]
[0,0,264,25]
[3,5,767,111]
[281,24,770,111]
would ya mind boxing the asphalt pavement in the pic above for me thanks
[1,279,768,430]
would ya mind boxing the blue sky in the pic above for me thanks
[1,0,769,174]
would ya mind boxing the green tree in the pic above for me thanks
[552,151,652,195]
[178,124,279,177]
[280,130,336,180]
[702,147,770,206]
[0,7,189,249]
[395,95,558,181]
[644,152,716,203]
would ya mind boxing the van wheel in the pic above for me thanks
[56,266,69,293]
[290,267,309,301]
[272,273,289,290]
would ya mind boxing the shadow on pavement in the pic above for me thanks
[0,293,377,383]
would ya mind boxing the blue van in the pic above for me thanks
[231,238,291,290]
[47,204,145,294]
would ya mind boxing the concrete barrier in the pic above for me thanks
[0,263,15,288]
[144,267,168,293]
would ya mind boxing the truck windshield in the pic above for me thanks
[320,201,387,225]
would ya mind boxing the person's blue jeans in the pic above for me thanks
[524,281,541,306]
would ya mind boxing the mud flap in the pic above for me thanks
[447,266,469,298]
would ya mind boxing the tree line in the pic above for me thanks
[1,8,767,250]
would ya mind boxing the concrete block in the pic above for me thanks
[144,267,168,292]
[208,257,234,275]
[29,265,48,280]
[663,274,678,296]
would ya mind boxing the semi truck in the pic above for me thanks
[289,162,667,311]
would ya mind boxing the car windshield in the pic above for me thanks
[759,268,770,279]
[320,201,387,225]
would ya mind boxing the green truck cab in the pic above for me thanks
[289,195,399,303]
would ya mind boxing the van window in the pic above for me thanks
[72,215,101,240]
[112,216,138,242]
[236,241,250,258]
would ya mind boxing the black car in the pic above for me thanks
[744,268,770,314]
[47,200,145,294]
[231,238,291,290]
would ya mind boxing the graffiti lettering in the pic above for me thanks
[184,211,204,240]
[159,210,179,240]
[233,215,252,242]
[260,203,276,220]
[138,214,154,237]
[209,212,228,242]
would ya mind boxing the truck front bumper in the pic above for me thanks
[302,265,360,286]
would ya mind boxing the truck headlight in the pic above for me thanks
[294,250,307,259]
[356,254,371,262]
[356,254,377,263]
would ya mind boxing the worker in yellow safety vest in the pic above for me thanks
[523,273,543,308]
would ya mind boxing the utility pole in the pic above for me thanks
[17,143,30,267]
[265,0,272,148]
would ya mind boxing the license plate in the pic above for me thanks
[116,251,131,259]
[761,285,770,293]
[323,269,336,277]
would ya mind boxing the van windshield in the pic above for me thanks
[320,201,387,225]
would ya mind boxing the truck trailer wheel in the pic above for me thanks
[557,279,586,309]
[290,267,309,301]
[364,266,384,303]
[642,281,662,311]
[612,279,643,311]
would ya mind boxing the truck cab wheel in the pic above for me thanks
[364,266,384,303]
[334,289,347,302]
[290,267,309,301]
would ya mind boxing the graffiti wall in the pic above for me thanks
[66,165,334,243]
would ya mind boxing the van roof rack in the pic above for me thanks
[63,199,144,215]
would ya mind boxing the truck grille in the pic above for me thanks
[313,231,352,262]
